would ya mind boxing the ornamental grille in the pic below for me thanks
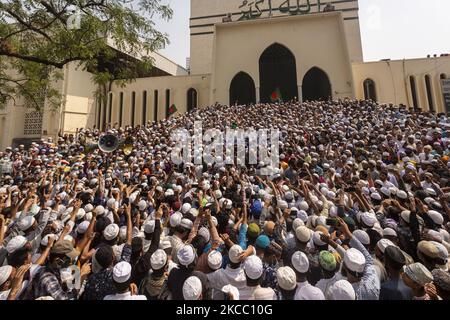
[24,110,43,135]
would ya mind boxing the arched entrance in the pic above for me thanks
[259,43,298,103]
[229,72,256,105]
[363,78,377,101]
[187,88,198,112]
[302,67,332,101]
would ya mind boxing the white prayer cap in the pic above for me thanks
[183,276,202,300]
[327,280,356,300]
[222,284,239,300]
[380,187,391,197]
[396,190,408,199]
[360,212,377,228]
[17,216,35,231]
[75,208,86,220]
[371,192,382,201]
[229,244,244,264]
[103,223,119,241]
[40,234,55,247]
[138,200,147,211]
[144,220,155,234]
[159,239,172,250]
[6,235,27,253]
[0,265,13,287]
[295,226,311,243]
[181,203,191,214]
[292,218,304,231]
[94,205,105,216]
[150,249,167,270]
[207,251,223,270]
[214,190,222,199]
[428,210,444,225]
[277,266,297,291]
[312,231,326,246]
[189,208,199,217]
[376,238,396,253]
[291,251,309,273]
[400,210,411,223]
[76,221,90,234]
[180,218,193,230]
[299,201,309,211]
[177,245,196,266]
[84,204,94,213]
[353,230,370,245]
[295,285,325,300]
[169,212,182,227]
[383,227,398,237]
[198,227,210,242]
[297,210,308,222]
[243,255,263,280]
[278,200,288,210]
[106,198,117,209]
[165,189,175,197]
[112,261,132,283]
[344,248,366,273]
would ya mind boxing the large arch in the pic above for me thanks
[187,88,198,112]
[229,72,256,105]
[302,67,332,101]
[259,43,298,103]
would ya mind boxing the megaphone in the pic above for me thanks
[98,134,119,153]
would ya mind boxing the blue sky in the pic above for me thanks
[155,0,450,67]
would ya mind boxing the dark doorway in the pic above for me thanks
[363,78,377,101]
[229,72,256,105]
[302,67,332,101]
[187,88,198,112]
[259,43,298,103]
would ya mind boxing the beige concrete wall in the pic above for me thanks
[59,63,97,135]
[352,56,450,113]
[190,0,363,74]
[106,74,210,128]
[211,12,355,104]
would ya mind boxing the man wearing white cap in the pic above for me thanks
[239,255,276,300]
[167,244,199,300]
[140,249,170,300]
[338,218,380,300]
[207,244,247,291]
[104,262,146,300]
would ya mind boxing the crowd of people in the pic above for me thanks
[0,99,449,300]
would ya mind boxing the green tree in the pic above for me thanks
[0,0,172,110]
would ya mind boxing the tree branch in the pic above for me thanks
[3,8,53,42]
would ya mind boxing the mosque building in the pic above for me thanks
[1,0,450,149]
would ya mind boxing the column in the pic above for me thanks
[298,85,303,103]
[256,87,260,103]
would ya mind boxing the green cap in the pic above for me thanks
[247,223,261,239]
[319,250,337,271]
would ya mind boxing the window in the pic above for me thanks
[119,92,124,127]
[153,90,158,122]
[410,76,419,110]
[363,78,377,101]
[108,92,113,125]
[441,73,447,80]
[425,75,434,112]
[142,91,147,126]
[24,109,43,135]
[131,91,136,127]
[165,89,170,118]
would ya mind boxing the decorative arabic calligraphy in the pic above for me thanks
[238,0,321,21]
